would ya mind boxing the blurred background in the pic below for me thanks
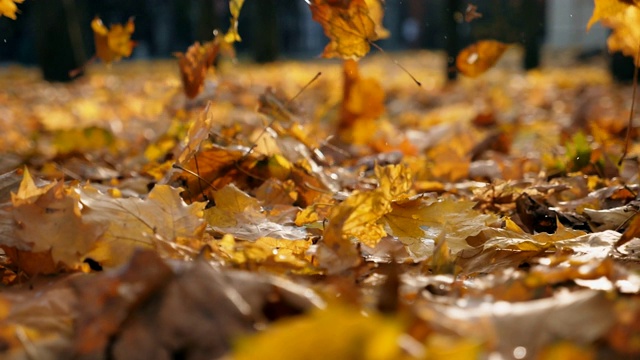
[0,0,631,81]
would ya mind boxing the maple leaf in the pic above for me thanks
[318,164,412,272]
[588,0,640,65]
[78,185,206,268]
[0,0,23,20]
[308,0,381,59]
[205,184,306,241]
[456,40,509,77]
[1,169,102,274]
[91,17,136,65]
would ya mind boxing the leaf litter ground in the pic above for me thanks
[1,51,640,359]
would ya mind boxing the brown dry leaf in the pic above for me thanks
[456,40,509,77]
[0,0,23,20]
[1,170,102,274]
[175,103,214,164]
[91,17,136,65]
[175,41,219,99]
[339,59,386,143]
[174,144,261,203]
[308,0,380,59]
[616,211,640,247]
[78,185,206,268]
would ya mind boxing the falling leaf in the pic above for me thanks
[91,17,136,65]
[588,0,640,65]
[464,3,483,23]
[175,41,219,99]
[456,40,509,77]
[0,0,23,20]
[308,0,381,59]
[364,0,390,39]
[224,0,246,43]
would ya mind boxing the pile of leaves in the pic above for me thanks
[1,0,640,358]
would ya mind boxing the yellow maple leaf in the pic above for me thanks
[233,305,403,360]
[308,0,380,59]
[91,17,136,64]
[318,164,412,271]
[0,0,23,20]
[588,0,640,65]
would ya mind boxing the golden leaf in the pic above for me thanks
[91,17,136,65]
[0,0,23,20]
[456,40,509,77]
[233,305,403,360]
[308,0,380,59]
[224,0,245,43]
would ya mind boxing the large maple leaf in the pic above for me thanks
[308,0,382,59]
[91,17,136,65]
[0,0,23,20]
[588,0,640,65]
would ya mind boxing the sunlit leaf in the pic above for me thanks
[456,40,509,77]
[91,17,136,65]
[78,185,206,268]
[308,0,380,59]
[234,305,403,360]
[224,0,246,43]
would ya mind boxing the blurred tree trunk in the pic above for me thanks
[196,0,219,42]
[253,0,278,63]
[521,0,546,70]
[611,52,636,83]
[445,0,460,81]
[34,0,86,82]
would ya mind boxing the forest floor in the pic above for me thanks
[0,50,640,359]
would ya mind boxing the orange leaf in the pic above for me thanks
[308,0,380,59]
[175,41,220,99]
[616,211,640,248]
[456,40,509,78]
[0,0,24,20]
[91,17,136,65]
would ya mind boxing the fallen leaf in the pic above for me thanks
[78,184,206,268]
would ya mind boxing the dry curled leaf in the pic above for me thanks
[91,17,136,65]
[456,40,509,77]
[175,41,219,99]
